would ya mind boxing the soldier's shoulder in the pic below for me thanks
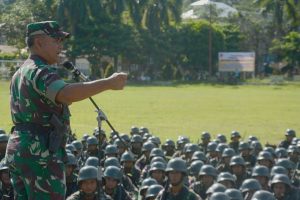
[186,189,202,200]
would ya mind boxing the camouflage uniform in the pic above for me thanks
[5,21,70,199]
[66,191,112,200]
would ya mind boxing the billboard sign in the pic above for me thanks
[218,52,255,72]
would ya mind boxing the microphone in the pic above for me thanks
[62,61,89,81]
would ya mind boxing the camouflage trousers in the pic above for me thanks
[5,131,66,200]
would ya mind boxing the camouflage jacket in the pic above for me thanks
[10,55,70,125]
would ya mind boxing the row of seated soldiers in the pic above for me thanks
[0,127,300,199]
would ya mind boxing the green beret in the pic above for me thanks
[26,21,70,39]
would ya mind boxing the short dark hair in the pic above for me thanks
[25,36,35,48]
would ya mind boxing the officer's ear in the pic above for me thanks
[33,35,46,49]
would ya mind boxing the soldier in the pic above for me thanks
[135,142,155,172]
[6,21,127,199]
[162,139,176,158]
[0,164,13,200]
[66,153,79,198]
[94,128,108,152]
[229,156,249,188]
[190,164,217,199]
[240,179,262,200]
[103,166,132,200]
[251,165,271,191]
[148,161,167,186]
[156,158,201,200]
[183,143,200,164]
[82,136,103,165]
[229,131,241,153]
[145,184,163,200]
[198,132,211,154]
[130,126,140,136]
[257,151,274,169]
[0,134,9,161]
[67,166,109,200]
[216,172,236,189]
[139,178,158,200]
[188,160,204,185]
[239,141,256,168]
[206,142,219,167]
[205,183,226,199]
[216,148,235,173]
[278,129,296,149]
[120,151,141,187]
[270,174,300,200]
[130,134,143,158]
[173,136,190,158]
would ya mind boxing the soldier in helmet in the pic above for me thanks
[135,142,156,172]
[156,158,201,200]
[67,166,107,200]
[183,143,200,164]
[130,134,143,158]
[190,164,217,199]
[139,178,157,200]
[216,172,236,189]
[145,184,163,200]
[251,165,271,191]
[257,151,274,170]
[162,139,176,158]
[148,161,166,186]
[173,136,190,158]
[0,164,13,200]
[120,151,141,187]
[82,136,103,164]
[0,134,9,161]
[278,129,296,149]
[225,189,243,200]
[206,142,219,167]
[270,174,300,200]
[130,126,140,136]
[216,148,235,173]
[100,145,119,167]
[229,131,241,153]
[66,153,79,198]
[240,179,262,200]
[239,141,256,168]
[188,160,204,185]
[102,166,132,200]
[198,132,211,154]
[229,156,249,188]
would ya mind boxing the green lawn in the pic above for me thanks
[1,80,300,145]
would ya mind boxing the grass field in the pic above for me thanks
[1,80,300,145]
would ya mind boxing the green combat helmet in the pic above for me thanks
[67,153,78,167]
[85,157,99,168]
[210,192,230,200]
[130,126,140,135]
[217,134,227,143]
[0,134,9,143]
[206,183,226,195]
[0,129,6,135]
[225,189,243,200]
[131,134,143,143]
[140,178,158,195]
[252,166,270,178]
[86,136,98,146]
[189,160,204,177]
[72,140,83,151]
[120,151,135,163]
[217,172,236,184]
[78,166,98,183]
[222,148,236,158]
[142,142,156,152]
[251,190,275,200]
[150,148,165,159]
[103,166,122,181]
[240,179,262,193]
[201,132,211,140]
[231,131,241,139]
[285,129,296,137]
[163,139,175,148]
[191,151,207,163]
[270,166,288,178]
[165,158,187,175]
[199,165,218,178]
[230,156,246,167]
[145,184,164,200]
[149,162,166,174]
[104,157,120,168]
[271,174,291,189]
[104,145,118,155]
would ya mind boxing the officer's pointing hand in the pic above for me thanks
[108,72,128,90]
